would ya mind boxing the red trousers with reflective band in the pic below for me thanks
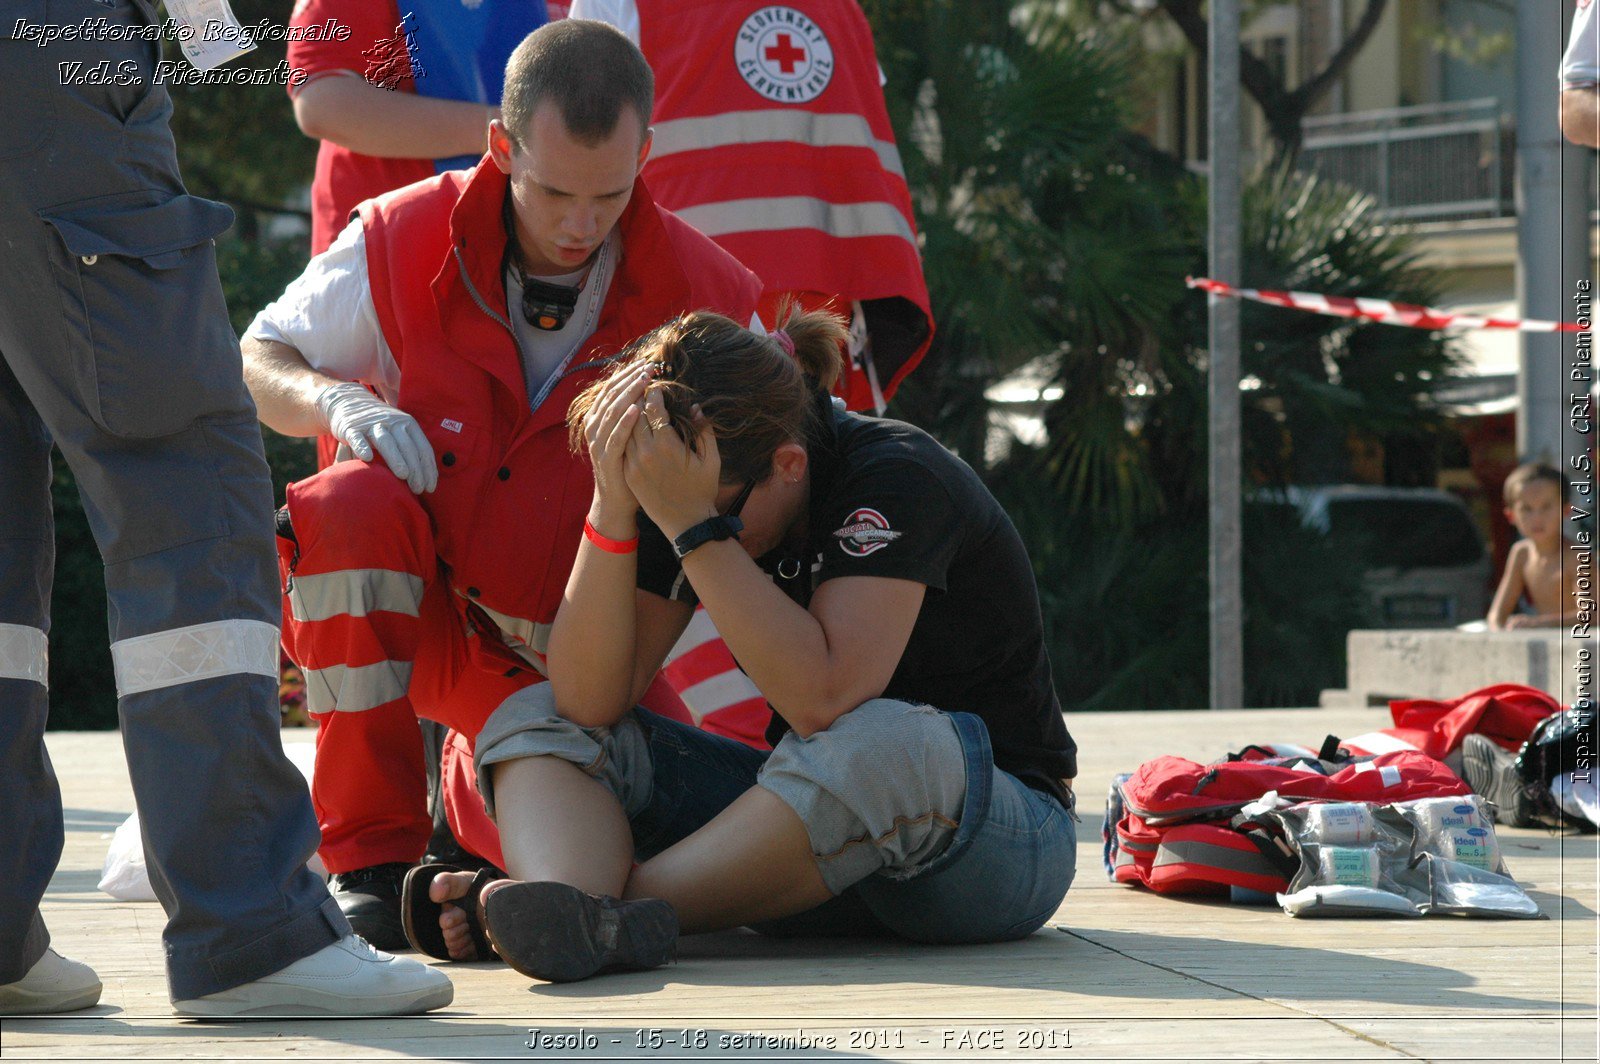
[277,461,533,873]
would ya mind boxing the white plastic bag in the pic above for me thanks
[97,814,157,901]
[99,740,327,901]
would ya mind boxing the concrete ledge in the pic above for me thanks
[1343,628,1595,705]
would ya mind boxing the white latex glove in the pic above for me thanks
[315,382,438,494]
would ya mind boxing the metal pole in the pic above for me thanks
[1209,0,1243,710]
[1515,0,1588,468]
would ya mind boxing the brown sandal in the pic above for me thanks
[400,863,501,962]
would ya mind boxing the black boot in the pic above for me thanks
[329,862,413,950]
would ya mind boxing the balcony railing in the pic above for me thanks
[1297,99,1513,222]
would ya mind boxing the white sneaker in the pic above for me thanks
[0,949,102,1015]
[171,935,452,1017]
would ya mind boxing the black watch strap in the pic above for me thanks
[672,515,743,559]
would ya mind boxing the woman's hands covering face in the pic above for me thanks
[623,387,722,539]
[580,364,654,516]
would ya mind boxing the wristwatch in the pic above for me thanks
[672,515,743,559]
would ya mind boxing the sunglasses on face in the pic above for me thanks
[722,478,757,520]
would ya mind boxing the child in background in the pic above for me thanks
[1487,464,1579,630]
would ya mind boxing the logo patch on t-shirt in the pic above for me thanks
[734,7,835,104]
[832,508,902,557]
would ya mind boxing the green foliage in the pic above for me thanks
[869,1,1460,709]
[875,0,1191,526]
[45,463,117,730]
[162,0,316,231]
[995,470,1371,710]
[1151,166,1462,493]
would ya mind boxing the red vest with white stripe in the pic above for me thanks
[356,160,761,699]
[637,0,933,407]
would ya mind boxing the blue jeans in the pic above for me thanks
[627,709,1077,943]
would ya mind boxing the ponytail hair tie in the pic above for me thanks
[769,328,796,359]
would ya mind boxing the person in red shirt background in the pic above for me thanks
[288,0,559,261]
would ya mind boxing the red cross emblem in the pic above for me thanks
[736,8,835,103]
[764,33,807,74]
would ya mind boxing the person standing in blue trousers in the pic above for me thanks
[0,0,450,1016]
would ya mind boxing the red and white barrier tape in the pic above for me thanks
[1188,276,1585,333]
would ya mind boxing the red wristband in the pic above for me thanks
[583,518,638,555]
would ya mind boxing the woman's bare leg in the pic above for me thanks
[491,757,634,891]
[430,768,832,955]
[430,755,632,959]
[623,785,831,933]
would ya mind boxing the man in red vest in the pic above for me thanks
[242,20,761,947]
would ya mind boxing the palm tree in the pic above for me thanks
[871,0,1188,507]
[1144,165,1464,510]
[865,3,1462,710]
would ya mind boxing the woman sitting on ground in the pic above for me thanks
[412,307,1079,982]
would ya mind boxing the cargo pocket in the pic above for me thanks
[41,193,249,439]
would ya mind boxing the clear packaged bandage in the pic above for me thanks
[1305,802,1376,845]
[1317,846,1380,888]
[1400,796,1503,875]
[1267,794,1537,918]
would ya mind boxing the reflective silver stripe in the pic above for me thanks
[288,569,425,623]
[302,659,414,715]
[111,619,279,698]
[673,196,917,248]
[651,110,906,178]
[473,602,554,657]
[0,623,48,688]
[1155,839,1278,877]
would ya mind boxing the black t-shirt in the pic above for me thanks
[637,405,1078,796]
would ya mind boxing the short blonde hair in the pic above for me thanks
[1503,462,1565,506]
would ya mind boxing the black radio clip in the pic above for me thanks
[520,278,579,332]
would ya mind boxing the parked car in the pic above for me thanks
[1257,486,1492,629]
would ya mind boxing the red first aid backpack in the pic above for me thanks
[1105,748,1471,897]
